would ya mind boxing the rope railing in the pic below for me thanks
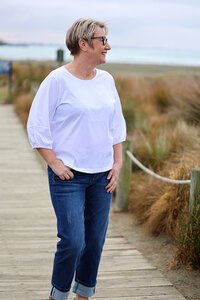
[126,150,191,185]
[115,140,199,213]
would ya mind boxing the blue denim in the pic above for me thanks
[48,167,112,299]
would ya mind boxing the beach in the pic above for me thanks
[100,62,200,77]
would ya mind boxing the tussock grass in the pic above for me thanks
[173,204,200,269]
[0,86,10,104]
[144,165,191,237]
[13,61,55,84]
[14,92,34,125]
[121,98,136,133]
[135,127,173,169]
[129,172,165,225]
[11,62,55,123]
[148,78,172,113]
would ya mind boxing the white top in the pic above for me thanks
[27,66,126,173]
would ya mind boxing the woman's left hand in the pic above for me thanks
[106,162,122,193]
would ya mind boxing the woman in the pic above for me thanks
[27,19,126,300]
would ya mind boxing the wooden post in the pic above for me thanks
[57,48,64,64]
[114,139,133,212]
[189,168,200,214]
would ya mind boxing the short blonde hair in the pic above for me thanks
[66,18,108,55]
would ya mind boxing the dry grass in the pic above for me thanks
[134,127,173,169]
[172,204,200,269]
[11,62,55,124]
[14,92,34,125]
[0,86,10,104]
[129,172,165,225]
[13,61,55,84]
[144,165,191,237]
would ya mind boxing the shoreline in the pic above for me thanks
[100,62,200,77]
[9,60,200,77]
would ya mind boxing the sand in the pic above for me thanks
[100,62,200,77]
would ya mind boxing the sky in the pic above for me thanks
[1,0,200,50]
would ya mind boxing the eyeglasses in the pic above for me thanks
[91,36,108,46]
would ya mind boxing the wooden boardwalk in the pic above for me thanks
[0,105,186,300]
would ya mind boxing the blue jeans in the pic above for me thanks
[48,167,112,300]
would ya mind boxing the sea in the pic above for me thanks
[0,44,200,66]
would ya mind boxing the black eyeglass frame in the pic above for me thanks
[90,36,108,46]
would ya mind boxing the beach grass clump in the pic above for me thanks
[0,74,13,103]
[115,76,135,100]
[139,127,172,169]
[170,120,200,154]
[148,78,172,113]
[12,61,54,98]
[121,98,136,133]
[0,86,11,104]
[179,95,200,126]
[13,61,54,83]
[172,203,200,269]
[14,92,34,125]
[144,165,191,237]
[132,119,176,170]
[168,76,200,126]
[12,61,56,124]
[115,76,156,115]
[121,98,149,133]
[115,76,144,103]
[129,172,165,225]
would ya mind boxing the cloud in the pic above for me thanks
[0,0,200,50]
[120,26,200,49]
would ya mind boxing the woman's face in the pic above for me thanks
[88,26,111,65]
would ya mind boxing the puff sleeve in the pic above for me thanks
[111,78,126,145]
[27,74,58,149]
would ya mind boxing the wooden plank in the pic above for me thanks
[95,286,186,298]
[93,297,185,300]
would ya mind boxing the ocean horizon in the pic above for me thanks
[0,44,200,67]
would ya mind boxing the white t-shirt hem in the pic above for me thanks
[63,162,113,174]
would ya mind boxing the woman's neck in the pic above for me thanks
[65,59,96,80]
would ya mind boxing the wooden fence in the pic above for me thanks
[115,140,200,217]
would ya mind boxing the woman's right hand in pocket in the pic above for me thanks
[49,159,74,180]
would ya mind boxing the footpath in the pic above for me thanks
[0,104,186,300]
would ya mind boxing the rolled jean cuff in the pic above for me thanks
[72,281,95,297]
[50,286,70,300]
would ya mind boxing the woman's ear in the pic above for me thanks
[78,39,88,52]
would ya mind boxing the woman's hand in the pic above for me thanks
[106,162,122,193]
[49,159,74,180]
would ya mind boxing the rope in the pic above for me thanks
[126,150,191,185]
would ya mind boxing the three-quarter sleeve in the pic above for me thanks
[111,80,126,145]
[27,74,58,148]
